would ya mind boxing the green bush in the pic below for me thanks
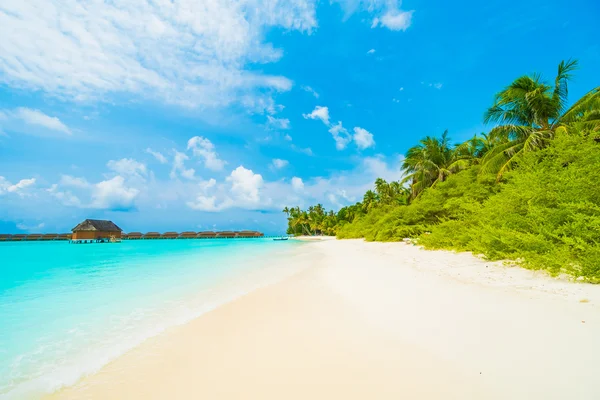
[420,133,600,281]
[338,133,600,281]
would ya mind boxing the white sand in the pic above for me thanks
[48,239,600,400]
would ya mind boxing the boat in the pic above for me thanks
[273,237,289,241]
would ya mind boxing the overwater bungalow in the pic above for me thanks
[121,233,129,240]
[238,230,263,238]
[72,219,122,241]
[12,234,27,241]
[41,233,59,241]
[27,234,43,241]
[57,233,72,240]
[216,231,237,238]
[161,232,179,239]
[127,232,143,240]
[0,234,12,241]
[143,232,161,239]
[197,231,217,239]
[179,231,197,239]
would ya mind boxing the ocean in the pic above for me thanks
[0,239,301,399]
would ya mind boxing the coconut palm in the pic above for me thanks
[401,130,462,198]
[482,59,600,179]
[362,190,378,213]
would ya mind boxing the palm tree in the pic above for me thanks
[362,190,378,213]
[482,59,600,179]
[401,130,462,198]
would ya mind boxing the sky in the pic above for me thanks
[0,0,599,234]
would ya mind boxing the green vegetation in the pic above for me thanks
[284,60,600,281]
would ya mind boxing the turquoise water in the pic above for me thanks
[0,239,300,399]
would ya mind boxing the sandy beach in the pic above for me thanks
[47,238,600,400]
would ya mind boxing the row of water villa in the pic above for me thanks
[0,219,266,242]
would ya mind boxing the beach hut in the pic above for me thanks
[41,233,59,241]
[216,231,237,238]
[0,234,12,241]
[179,231,197,239]
[197,231,217,239]
[127,232,143,240]
[72,219,122,241]
[57,233,72,241]
[161,232,179,239]
[11,234,27,241]
[143,232,161,239]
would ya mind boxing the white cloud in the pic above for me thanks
[0,176,36,196]
[107,158,147,178]
[399,87,404,91]
[186,166,266,211]
[90,176,140,210]
[266,115,291,130]
[146,148,168,164]
[0,1,321,110]
[47,184,82,207]
[284,134,293,141]
[423,82,443,89]
[271,158,289,169]
[333,0,413,31]
[16,222,45,231]
[1,108,71,134]
[186,194,225,212]
[186,179,223,211]
[291,177,304,192]
[227,166,264,205]
[372,9,414,31]
[353,127,375,149]
[291,144,313,156]
[187,136,227,171]
[301,85,319,98]
[59,175,90,188]
[170,150,196,180]
[303,106,373,151]
[302,106,330,125]
[367,48,376,54]
[328,121,352,150]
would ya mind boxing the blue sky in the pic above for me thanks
[1,0,599,234]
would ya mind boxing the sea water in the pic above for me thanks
[0,239,301,399]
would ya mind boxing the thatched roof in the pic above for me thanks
[216,231,237,237]
[198,231,217,236]
[143,232,161,237]
[180,231,197,237]
[72,219,122,232]
[128,232,143,236]
[162,231,179,237]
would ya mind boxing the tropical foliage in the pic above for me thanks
[284,60,600,281]
[482,59,600,179]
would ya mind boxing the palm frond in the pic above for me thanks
[553,59,578,114]
[560,86,600,124]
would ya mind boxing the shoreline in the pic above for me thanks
[47,239,600,399]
